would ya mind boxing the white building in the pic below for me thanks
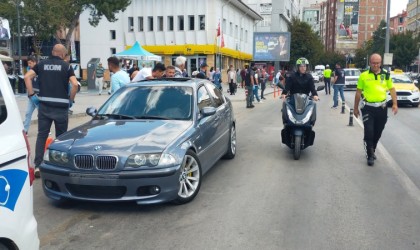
[79,0,262,77]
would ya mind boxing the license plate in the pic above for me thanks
[397,96,408,100]
[69,173,119,179]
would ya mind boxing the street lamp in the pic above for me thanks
[16,0,24,75]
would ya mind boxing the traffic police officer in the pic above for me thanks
[323,64,332,95]
[24,44,79,177]
[353,53,398,166]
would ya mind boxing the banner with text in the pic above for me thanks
[253,32,290,62]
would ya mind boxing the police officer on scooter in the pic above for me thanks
[281,57,319,102]
[24,44,79,177]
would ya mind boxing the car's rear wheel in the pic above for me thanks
[223,124,236,159]
[173,150,202,205]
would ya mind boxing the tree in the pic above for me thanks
[289,17,325,69]
[369,20,387,56]
[390,31,418,70]
[0,0,131,55]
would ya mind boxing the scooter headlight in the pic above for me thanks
[301,107,314,124]
[286,107,298,124]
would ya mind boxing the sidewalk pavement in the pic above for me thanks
[15,83,281,125]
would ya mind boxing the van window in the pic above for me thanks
[0,89,7,125]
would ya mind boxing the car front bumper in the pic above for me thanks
[40,163,182,204]
[387,91,420,105]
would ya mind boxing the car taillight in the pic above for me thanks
[23,130,35,186]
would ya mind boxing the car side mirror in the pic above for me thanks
[200,107,217,117]
[316,86,325,91]
[86,107,97,117]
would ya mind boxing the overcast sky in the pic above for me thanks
[391,0,409,16]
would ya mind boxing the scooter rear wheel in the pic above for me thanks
[293,135,301,160]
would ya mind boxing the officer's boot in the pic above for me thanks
[367,147,375,166]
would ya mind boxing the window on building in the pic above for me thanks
[148,16,154,31]
[178,15,184,31]
[168,16,174,31]
[245,30,248,42]
[235,25,238,39]
[128,17,134,32]
[189,15,195,30]
[230,22,233,35]
[399,17,404,24]
[199,15,205,30]
[158,16,163,31]
[110,48,116,55]
[138,17,144,32]
[240,28,243,40]
[222,19,226,33]
[110,30,116,40]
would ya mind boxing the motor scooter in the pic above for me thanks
[281,86,324,160]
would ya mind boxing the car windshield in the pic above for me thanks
[344,70,361,77]
[391,74,413,84]
[97,85,194,120]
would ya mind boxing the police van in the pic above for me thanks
[0,57,39,249]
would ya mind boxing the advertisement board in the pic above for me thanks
[336,0,359,43]
[0,18,11,40]
[253,32,290,62]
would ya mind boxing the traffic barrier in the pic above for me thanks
[44,134,53,152]
[341,101,345,114]
[349,109,354,126]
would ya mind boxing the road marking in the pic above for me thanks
[346,105,420,205]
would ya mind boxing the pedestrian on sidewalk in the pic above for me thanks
[108,57,130,94]
[24,44,79,178]
[244,64,255,108]
[212,68,222,90]
[331,62,345,108]
[240,65,246,88]
[228,65,237,95]
[260,65,267,100]
[174,56,186,78]
[353,53,398,166]
[22,56,38,133]
[94,61,105,95]
[323,64,332,95]
[253,66,261,103]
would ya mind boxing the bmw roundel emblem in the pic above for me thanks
[94,145,102,151]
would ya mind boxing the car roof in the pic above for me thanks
[130,77,208,88]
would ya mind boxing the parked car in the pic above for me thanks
[387,71,420,107]
[311,72,320,83]
[343,68,361,90]
[40,78,236,205]
[0,58,39,249]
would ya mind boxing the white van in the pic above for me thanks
[343,68,361,90]
[0,58,39,249]
[315,65,326,81]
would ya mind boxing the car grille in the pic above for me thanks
[96,156,118,170]
[74,155,118,170]
[397,91,412,96]
[74,155,94,170]
[66,184,126,199]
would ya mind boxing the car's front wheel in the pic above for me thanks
[173,150,202,204]
[223,124,236,159]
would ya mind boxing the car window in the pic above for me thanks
[344,70,361,77]
[0,89,7,125]
[98,86,193,120]
[205,82,225,107]
[197,86,213,110]
[391,74,412,84]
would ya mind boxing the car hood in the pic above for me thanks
[54,119,193,153]
[393,83,418,91]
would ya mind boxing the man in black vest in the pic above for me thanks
[244,63,255,108]
[24,44,79,178]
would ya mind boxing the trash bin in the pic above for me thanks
[8,75,16,94]
[18,75,26,94]
[87,58,100,90]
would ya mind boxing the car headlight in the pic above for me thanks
[44,149,69,165]
[413,89,419,93]
[126,153,176,168]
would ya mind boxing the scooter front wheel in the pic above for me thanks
[293,135,302,160]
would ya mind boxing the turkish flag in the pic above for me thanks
[217,21,221,37]
[221,34,225,48]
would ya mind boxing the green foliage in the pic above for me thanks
[289,17,324,68]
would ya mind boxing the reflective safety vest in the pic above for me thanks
[323,69,332,78]
[357,69,393,102]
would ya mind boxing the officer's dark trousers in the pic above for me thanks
[34,103,69,167]
[324,78,331,94]
[361,105,387,153]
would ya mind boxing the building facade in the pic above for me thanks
[390,11,407,34]
[302,4,321,35]
[79,0,261,77]
[407,0,420,36]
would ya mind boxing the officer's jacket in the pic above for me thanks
[33,56,75,108]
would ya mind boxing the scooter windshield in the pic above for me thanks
[293,93,308,114]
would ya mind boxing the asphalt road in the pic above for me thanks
[27,93,420,250]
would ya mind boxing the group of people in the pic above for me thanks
[279,54,398,167]
[21,43,397,179]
